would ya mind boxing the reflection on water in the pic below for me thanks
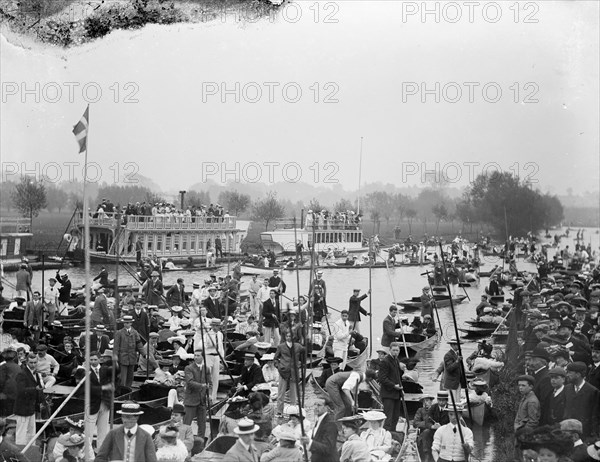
[8,227,599,459]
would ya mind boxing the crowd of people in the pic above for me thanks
[92,198,232,223]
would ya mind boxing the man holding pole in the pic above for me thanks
[274,331,305,417]
[348,288,371,334]
[442,338,463,404]
[14,353,43,446]
[431,403,473,462]
[379,342,406,433]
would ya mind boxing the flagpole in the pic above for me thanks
[81,105,93,458]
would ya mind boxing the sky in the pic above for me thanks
[1,0,599,196]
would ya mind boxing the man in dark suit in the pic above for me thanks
[378,341,405,432]
[544,367,567,426]
[95,401,157,462]
[13,353,43,446]
[236,352,265,397]
[91,288,111,327]
[381,305,403,352]
[113,315,147,387]
[23,291,44,341]
[587,340,600,390]
[56,270,72,310]
[166,278,186,307]
[267,269,286,294]
[184,350,212,440]
[0,349,21,417]
[300,396,339,462]
[526,346,554,424]
[142,271,164,306]
[203,286,223,319]
[563,361,600,438]
[131,300,150,342]
[80,325,111,354]
[348,288,370,334]
[261,289,281,346]
[558,319,592,364]
[442,338,463,403]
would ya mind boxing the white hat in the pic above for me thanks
[168,335,186,345]
[261,353,275,361]
[233,418,260,435]
[361,410,387,421]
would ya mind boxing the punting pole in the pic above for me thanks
[421,269,444,337]
[112,214,120,428]
[438,242,473,422]
[383,258,410,358]
[286,312,309,462]
[21,376,87,454]
[447,383,469,461]
[368,257,373,358]
[198,312,215,442]
[80,105,93,459]
[293,218,307,406]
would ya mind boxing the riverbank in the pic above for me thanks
[0,0,283,47]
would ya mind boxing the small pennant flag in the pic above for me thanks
[72,106,89,154]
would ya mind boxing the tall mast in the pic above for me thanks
[357,137,363,214]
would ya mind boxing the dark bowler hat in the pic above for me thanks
[172,404,185,415]
[530,346,550,362]
[566,362,588,376]
[559,319,574,330]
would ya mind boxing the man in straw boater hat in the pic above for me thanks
[183,349,212,444]
[95,401,157,462]
[222,417,263,462]
[442,338,463,404]
[431,402,473,462]
[113,314,148,388]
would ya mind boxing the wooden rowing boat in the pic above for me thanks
[463,401,487,426]
[397,294,467,310]
[161,265,222,273]
[458,325,496,337]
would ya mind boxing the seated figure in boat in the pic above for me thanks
[467,379,493,407]
[478,307,495,323]
[400,358,420,383]
[422,315,437,336]
[151,359,177,387]
[359,410,393,462]
[271,405,312,447]
[317,356,343,388]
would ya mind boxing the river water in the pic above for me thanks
[6,226,599,460]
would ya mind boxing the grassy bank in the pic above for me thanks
[489,365,520,462]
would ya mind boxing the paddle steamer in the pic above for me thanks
[260,216,366,255]
[71,212,250,264]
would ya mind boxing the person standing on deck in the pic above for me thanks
[262,289,281,346]
[332,310,351,369]
[114,315,148,388]
[381,305,404,353]
[131,299,150,342]
[142,271,164,306]
[378,342,405,432]
[44,277,59,326]
[13,353,43,446]
[274,331,305,417]
[15,264,31,300]
[183,350,212,443]
[420,287,434,319]
[248,275,262,319]
[197,318,224,402]
[310,270,327,308]
[348,288,371,334]
[442,338,463,403]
